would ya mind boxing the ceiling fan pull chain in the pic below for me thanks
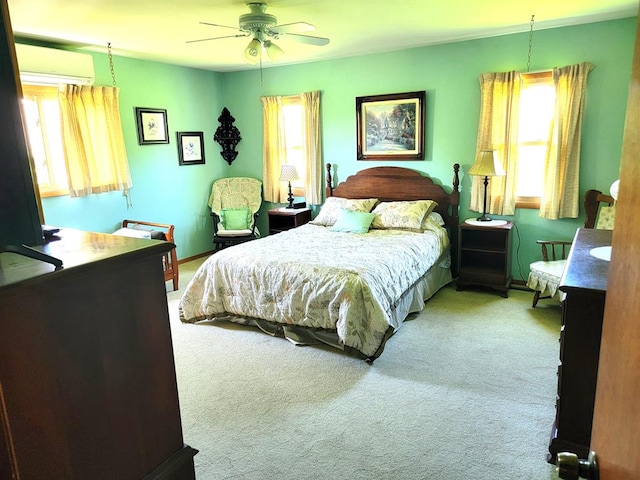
[527,15,535,73]
[107,42,117,87]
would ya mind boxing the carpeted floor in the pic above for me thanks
[167,258,562,480]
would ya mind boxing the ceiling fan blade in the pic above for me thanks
[186,34,248,44]
[199,22,241,31]
[271,22,315,34]
[282,33,330,46]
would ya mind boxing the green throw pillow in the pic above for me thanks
[221,208,251,230]
[330,209,375,234]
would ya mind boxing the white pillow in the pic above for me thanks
[112,227,152,239]
[423,211,445,228]
[310,197,379,226]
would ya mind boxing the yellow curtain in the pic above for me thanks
[539,62,595,219]
[260,95,285,203]
[300,91,322,205]
[261,91,322,204]
[472,71,521,216]
[58,85,132,203]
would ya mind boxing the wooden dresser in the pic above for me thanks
[547,228,611,463]
[0,229,197,479]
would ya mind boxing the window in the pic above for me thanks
[261,91,321,205]
[474,63,592,219]
[21,84,69,197]
[282,97,306,196]
[515,71,554,209]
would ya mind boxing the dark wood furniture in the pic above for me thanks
[0,229,197,480]
[325,163,460,276]
[547,228,611,464]
[456,221,513,297]
[584,189,615,228]
[268,208,312,234]
[122,219,179,291]
[528,188,615,307]
[0,0,44,248]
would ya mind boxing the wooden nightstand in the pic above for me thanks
[268,208,311,235]
[456,220,513,297]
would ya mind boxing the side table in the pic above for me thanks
[456,220,513,297]
[268,208,311,235]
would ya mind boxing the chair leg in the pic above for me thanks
[532,291,541,308]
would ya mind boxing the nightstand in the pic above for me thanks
[456,220,513,297]
[268,208,311,235]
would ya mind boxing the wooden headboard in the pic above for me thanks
[325,163,461,276]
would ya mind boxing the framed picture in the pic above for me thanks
[177,131,205,166]
[135,107,169,145]
[356,91,426,160]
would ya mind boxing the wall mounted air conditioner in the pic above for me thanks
[15,44,95,86]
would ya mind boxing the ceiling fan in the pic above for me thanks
[187,2,330,64]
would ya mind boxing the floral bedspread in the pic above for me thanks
[179,223,449,357]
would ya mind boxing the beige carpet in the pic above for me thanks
[167,258,562,480]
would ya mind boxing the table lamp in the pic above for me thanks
[468,150,506,221]
[279,164,299,209]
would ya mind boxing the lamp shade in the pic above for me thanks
[243,38,262,64]
[468,150,506,177]
[610,179,620,201]
[264,40,284,62]
[279,164,299,182]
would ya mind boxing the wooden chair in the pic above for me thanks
[584,189,615,229]
[119,220,179,291]
[527,189,615,307]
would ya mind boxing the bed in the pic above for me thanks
[179,164,460,361]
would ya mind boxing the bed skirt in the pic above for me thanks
[208,256,452,362]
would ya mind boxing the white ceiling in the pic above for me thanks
[7,0,639,73]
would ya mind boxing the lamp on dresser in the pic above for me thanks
[468,150,506,222]
[280,164,299,209]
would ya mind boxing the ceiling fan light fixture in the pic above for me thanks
[264,40,284,61]
[243,38,262,63]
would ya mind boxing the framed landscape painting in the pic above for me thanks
[356,91,425,160]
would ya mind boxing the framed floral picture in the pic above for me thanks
[135,107,169,145]
[177,131,205,166]
[356,91,425,160]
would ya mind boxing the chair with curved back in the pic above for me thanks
[527,189,615,307]
[209,177,262,251]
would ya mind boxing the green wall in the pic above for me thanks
[41,17,636,280]
[223,17,636,282]
[40,54,228,260]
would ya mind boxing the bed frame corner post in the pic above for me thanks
[325,163,334,198]
[451,163,461,278]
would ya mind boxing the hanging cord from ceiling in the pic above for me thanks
[526,15,535,73]
[108,42,117,87]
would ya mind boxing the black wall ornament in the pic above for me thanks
[213,107,242,165]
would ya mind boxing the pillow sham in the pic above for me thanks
[310,197,379,226]
[221,208,251,230]
[371,200,438,231]
[423,211,445,228]
[330,209,376,234]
